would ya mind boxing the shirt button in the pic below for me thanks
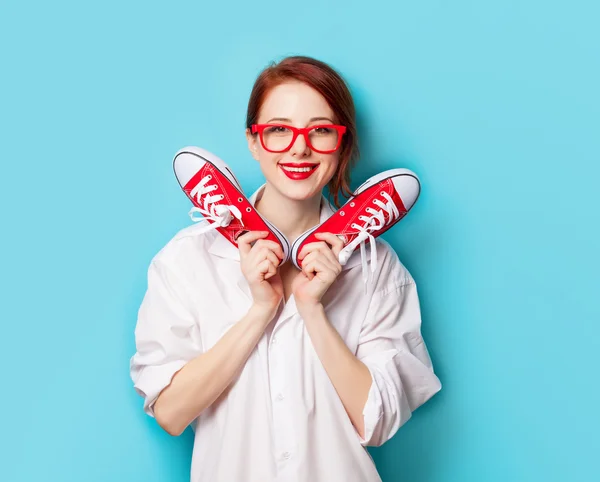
[282,451,291,460]
[276,393,284,401]
[271,336,277,344]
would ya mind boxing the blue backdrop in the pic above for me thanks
[1,1,598,481]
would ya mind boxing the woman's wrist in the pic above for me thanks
[249,301,280,324]
[296,301,325,321]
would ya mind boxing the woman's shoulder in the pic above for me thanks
[150,221,218,270]
[370,238,416,291]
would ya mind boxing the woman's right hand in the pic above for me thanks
[237,231,284,316]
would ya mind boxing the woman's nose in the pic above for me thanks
[289,132,311,157]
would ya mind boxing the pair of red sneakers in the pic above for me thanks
[173,146,420,285]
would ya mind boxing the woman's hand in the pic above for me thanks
[238,231,284,316]
[292,232,344,310]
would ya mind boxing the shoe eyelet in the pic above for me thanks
[246,207,251,213]
[238,197,243,203]
[340,211,345,216]
[380,191,385,196]
[207,175,212,180]
[349,202,355,207]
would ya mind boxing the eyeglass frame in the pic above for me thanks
[251,123,347,154]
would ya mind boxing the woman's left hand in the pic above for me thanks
[292,232,345,309]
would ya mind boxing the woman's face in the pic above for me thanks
[246,81,340,202]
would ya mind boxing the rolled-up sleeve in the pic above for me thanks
[355,279,441,446]
[129,258,203,418]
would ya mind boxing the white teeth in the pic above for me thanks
[281,165,315,173]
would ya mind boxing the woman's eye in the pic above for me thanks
[313,127,332,135]
[265,126,289,134]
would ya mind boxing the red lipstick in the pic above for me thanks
[279,163,319,181]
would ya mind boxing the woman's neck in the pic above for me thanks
[255,183,322,243]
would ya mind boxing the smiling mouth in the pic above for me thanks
[278,163,320,180]
[279,163,319,173]
[280,165,318,173]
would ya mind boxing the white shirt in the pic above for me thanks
[130,184,442,482]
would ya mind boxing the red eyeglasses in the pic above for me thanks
[251,124,347,154]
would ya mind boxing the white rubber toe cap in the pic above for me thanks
[173,148,208,188]
[392,174,420,210]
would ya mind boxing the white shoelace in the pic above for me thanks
[338,191,401,289]
[187,175,244,233]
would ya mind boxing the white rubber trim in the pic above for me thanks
[353,168,420,197]
[173,146,243,191]
[290,226,319,270]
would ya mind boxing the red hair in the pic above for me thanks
[246,56,359,208]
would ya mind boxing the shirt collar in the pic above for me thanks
[207,184,363,269]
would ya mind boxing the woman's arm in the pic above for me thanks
[291,232,373,437]
[154,303,274,436]
[300,304,372,439]
[146,231,283,435]
[292,234,441,446]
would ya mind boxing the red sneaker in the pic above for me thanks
[291,169,421,284]
[173,146,290,261]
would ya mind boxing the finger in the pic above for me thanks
[302,250,341,278]
[252,248,280,269]
[264,260,277,280]
[252,239,285,261]
[265,262,281,280]
[307,242,341,268]
[313,232,345,257]
[299,250,324,269]
[300,244,339,271]
[298,241,330,262]
[238,231,269,256]
[302,259,316,280]
[302,258,336,282]
[313,251,340,274]
[256,258,277,280]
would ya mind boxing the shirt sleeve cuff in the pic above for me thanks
[132,359,188,417]
[356,364,385,446]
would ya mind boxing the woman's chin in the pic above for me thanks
[273,177,325,201]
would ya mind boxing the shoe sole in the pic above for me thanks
[173,146,291,261]
[290,168,421,269]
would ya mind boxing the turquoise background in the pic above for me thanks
[1,0,598,481]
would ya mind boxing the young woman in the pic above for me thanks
[130,56,441,482]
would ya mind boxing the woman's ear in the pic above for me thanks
[245,128,259,161]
